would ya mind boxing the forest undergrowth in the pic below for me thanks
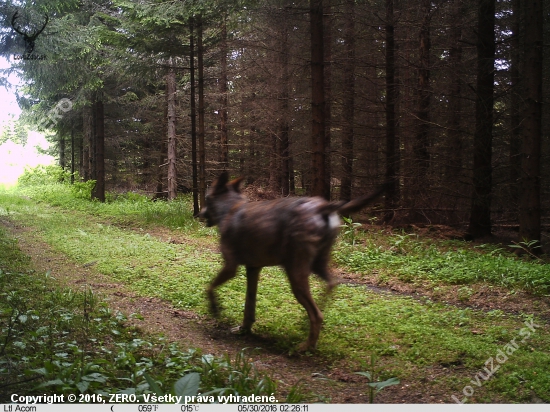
[0,222,303,403]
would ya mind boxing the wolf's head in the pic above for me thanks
[199,172,245,227]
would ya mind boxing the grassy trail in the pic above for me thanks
[1,188,549,403]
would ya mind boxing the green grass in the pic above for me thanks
[333,229,550,295]
[2,169,550,402]
[15,176,213,237]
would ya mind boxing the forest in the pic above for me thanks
[0,0,548,246]
[1,0,550,405]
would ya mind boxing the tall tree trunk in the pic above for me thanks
[166,60,178,201]
[268,130,280,191]
[519,0,543,249]
[197,16,206,210]
[91,99,105,202]
[341,0,355,202]
[413,0,431,191]
[141,134,151,185]
[89,96,97,186]
[156,139,167,198]
[247,123,257,185]
[280,12,290,197]
[70,127,75,184]
[509,0,521,210]
[323,0,332,200]
[155,101,168,200]
[269,44,280,195]
[78,129,83,182]
[446,0,463,184]
[59,134,65,170]
[289,148,295,195]
[82,102,92,181]
[384,0,399,217]
[310,0,327,198]
[189,22,199,215]
[468,0,495,238]
[218,14,229,170]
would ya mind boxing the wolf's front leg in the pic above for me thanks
[207,262,238,316]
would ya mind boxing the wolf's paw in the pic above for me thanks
[327,278,340,291]
[296,341,316,353]
[230,325,252,335]
[208,301,220,317]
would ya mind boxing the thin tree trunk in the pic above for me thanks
[91,99,105,202]
[280,13,290,197]
[341,0,355,202]
[141,134,151,185]
[413,0,431,189]
[519,0,542,249]
[78,129,83,182]
[509,0,521,209]
[288,151,295,195]
[155,101,168,200]
[156,140,167,198]
[89,96,97,185]
[468,0,495,238]
[323,0,332,200]
[189,21,199,215]
[446,0,463,183]
[197,16,206,210]
[248,124,257,185]
[310,0,326,198]
[269,38,280,193]
[218,15,229,170]
[82,102,92,181]
[384,0,399,217]
[166,60,178,201]
[268,131,280,191]
[59,134,65,170]
[70,127,75,184]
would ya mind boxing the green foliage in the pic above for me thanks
[18,165,95,200]
[142,348,286,403]
[0,119,28,145]
[509,239,546,261]
[340,216,362,246]
[355,356,400,403]
[173,372,201,398]
[71,179,96,199]
[333,231,550,295]
[197,349,278,399]
[18,165,72,186]
[17,167,208,234]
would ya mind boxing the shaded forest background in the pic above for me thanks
[0,0,548,248]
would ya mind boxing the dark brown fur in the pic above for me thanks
[199,172,385,351]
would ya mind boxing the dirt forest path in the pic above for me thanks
[1,217,418,404]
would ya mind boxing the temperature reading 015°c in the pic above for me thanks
[180,405,199,412]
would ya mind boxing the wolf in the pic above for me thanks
[199,172,385,351]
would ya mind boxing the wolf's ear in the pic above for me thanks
[213,171,230,193]
[229,176,245,193]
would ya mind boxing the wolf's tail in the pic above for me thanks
[318,184,387,217]
[337,185,387,216]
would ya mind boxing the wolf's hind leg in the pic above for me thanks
[241,266,261,333]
